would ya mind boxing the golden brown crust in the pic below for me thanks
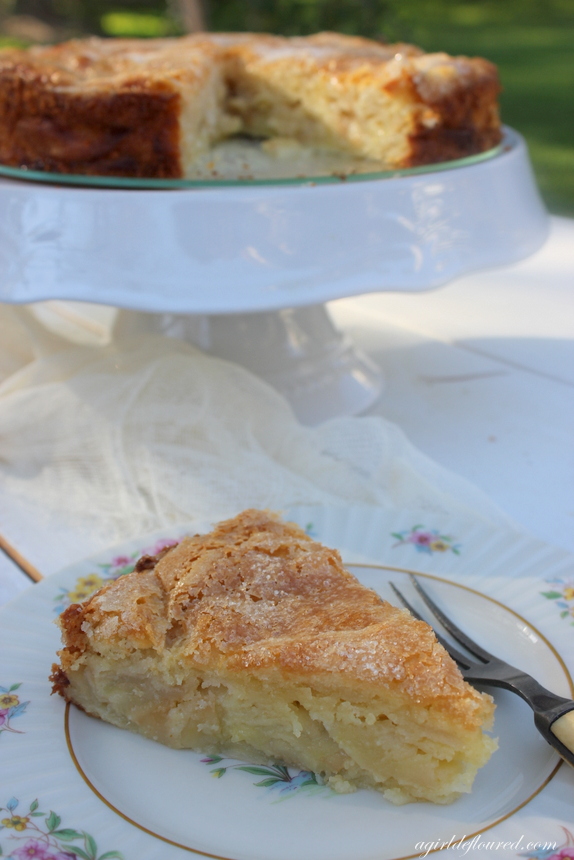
[49,663,70,696]
[405,59,501,165]
[53,510,489,731]
[0,78,182,177]
[0,33,501,176]
[0,39,189,176]
[211,31,424,72]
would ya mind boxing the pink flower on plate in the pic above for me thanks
[111,555,131,567]
[410,531,433,546]
[0,709,8,726]
[10,839,59,859]
[547,851,574,859]
[392,525,461,556]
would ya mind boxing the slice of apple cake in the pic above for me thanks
[51,509,496,805]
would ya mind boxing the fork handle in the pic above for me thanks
[550,709,574,757]
[533,700,574,767]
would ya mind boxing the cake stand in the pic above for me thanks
[0,127,548,423]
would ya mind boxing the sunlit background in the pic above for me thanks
[1,0,572,215]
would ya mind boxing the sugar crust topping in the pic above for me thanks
[60,510,489,730]
[0,31,496,102]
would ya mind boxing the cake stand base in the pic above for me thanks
[115,304,383,425]
[0,128,548,424]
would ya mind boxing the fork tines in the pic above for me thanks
[390,575,496,670]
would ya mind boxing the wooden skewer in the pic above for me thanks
[0,532,43,582]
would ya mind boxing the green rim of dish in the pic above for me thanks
[0,140,506,190]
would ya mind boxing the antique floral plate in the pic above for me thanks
[1,506,574,860]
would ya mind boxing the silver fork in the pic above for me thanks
[390,575,574,767]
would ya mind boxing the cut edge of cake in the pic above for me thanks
[0,32,501,178]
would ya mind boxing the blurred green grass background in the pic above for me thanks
[1,0,572,215]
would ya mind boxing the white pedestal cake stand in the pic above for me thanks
[0,128,548,423]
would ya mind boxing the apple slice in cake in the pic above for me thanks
[51,509,496,805]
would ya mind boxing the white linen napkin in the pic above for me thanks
[0,304,510,566]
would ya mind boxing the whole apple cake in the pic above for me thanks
[0,31,501,178]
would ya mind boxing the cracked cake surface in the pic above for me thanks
[51,509,496,805]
